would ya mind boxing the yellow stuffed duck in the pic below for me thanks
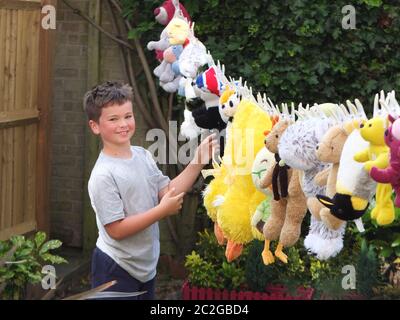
[213,90,272,262]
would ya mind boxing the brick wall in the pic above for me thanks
[51,0,149,247]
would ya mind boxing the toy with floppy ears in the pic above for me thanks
[279,104,346,260]
[314,104,363,230]
[317,100,376,230]
[260,102,308,265]
[148,1,193,92]
[370,91,400,209]
[150,0,191,61]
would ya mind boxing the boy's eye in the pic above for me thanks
[125,115,132,119]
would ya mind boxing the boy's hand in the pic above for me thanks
[159,187,185,216]
[193,133,219,166]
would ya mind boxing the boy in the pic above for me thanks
[84,81,217,300]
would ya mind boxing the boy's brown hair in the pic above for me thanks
[83,81,133,122]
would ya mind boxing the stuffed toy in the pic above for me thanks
[251,199,271,236]
[148,0,191,60]
[177,36,210,81]
[216,81,243,143]
[250,138,275,239]
[180,65,227,143]
[149,7,192,93]
[203,161,229,245]
[154,45,183,83]
[370,115,400,209]
[279,108,346,260]
[352,94,395,226]
[260,115,308,265]
[166,17,191,46]
[317,126,376,224]
[219,85,242,121]
[215,98,272,262]
[314,121,356,230]
[203,94,269,250]
[153,0,191,26]
[147,28,171,61]
[148,28,180,89]
[316,100,376,230]
[152,0,191,60]
[148,28,185,92]
[158,16,192,92]
[251,144,275,196]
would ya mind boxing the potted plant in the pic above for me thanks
[0,231,67,300]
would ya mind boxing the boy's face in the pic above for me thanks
[89,101,135,147]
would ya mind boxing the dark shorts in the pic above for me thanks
[91,247,155,300]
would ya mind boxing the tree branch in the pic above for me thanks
[106,0,156,128]
[108,0,168,133]
[61,0,134,51]
[168,93,174,121]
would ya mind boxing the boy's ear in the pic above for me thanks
[89,120,100,135]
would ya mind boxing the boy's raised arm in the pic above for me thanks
[106,188,184,240]
[159,134,218,198]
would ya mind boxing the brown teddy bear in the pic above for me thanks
[313,122,356,229]
[260,119,307,265]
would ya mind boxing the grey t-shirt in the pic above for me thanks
[88,146,170,282]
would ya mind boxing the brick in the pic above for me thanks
[61,22,81,33]
[55,68,79,78]
[52,134,77,145]
[51,0,150,248]
[51,200,72,212]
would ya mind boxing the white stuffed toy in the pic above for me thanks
[278,106,346,260]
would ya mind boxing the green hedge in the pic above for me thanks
[186,0,400,111]
[126,0,400,114]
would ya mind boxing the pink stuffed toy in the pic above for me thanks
[151,1,191,61]
[370,115,400,207]
[154,0,191,26]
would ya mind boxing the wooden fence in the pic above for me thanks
[0,0,56,240]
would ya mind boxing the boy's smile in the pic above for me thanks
[89,101,136,156]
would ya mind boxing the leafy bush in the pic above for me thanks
[357,205,400,263]
[184,229,247,290]
[185,0,400,109]
[357,240,380,297]
[123,1,400,113]
[0,231,67,300]
[185,230,360,298]
[245,240,307,292]
[184,251,220,289]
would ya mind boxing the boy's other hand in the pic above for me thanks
[193,133,219,166]
[159,187,185,216]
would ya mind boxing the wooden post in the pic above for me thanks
[36,0,57,235]
[83,0,101,254]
